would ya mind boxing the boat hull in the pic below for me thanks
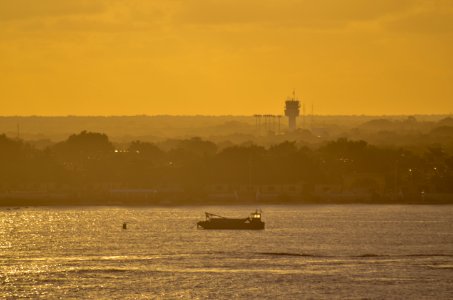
[197,219,265,230]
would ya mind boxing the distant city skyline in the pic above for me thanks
[1,0,452,116]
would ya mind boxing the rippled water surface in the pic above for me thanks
[1,205,453,299]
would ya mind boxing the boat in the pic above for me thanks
[197,210,265,230]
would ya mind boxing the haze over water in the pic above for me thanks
[2,205,452,299]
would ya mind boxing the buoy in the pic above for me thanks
[123,222,127,229]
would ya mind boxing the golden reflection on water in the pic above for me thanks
[1,206,452,298]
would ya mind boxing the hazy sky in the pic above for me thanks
[1,0,452,115]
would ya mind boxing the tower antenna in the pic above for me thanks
[303,103,306,129]
[311,103,314,130]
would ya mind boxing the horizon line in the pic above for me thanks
[0,113,452,118]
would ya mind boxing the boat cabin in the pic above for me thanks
[250,211,262,220]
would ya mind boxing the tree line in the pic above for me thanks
[1,131,453,198]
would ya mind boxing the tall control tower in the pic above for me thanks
[284,91,300,131]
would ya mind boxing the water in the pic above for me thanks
[1,205,452,299]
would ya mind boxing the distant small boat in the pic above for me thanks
[197,210,265,230]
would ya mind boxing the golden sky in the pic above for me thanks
[1,0,452,115]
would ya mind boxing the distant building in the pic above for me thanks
[284,92,300,131]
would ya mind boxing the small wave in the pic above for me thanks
[430,264,453,269]
[257,252,319,257]
[406,254,453,257]
[255,252,453,259]
[196,251,319,257]
[354,254,390,258]
[66,268,134,274]
[351,253,453,258]
[256,252,385,258]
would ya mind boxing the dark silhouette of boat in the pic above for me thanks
[197,210,265,230]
